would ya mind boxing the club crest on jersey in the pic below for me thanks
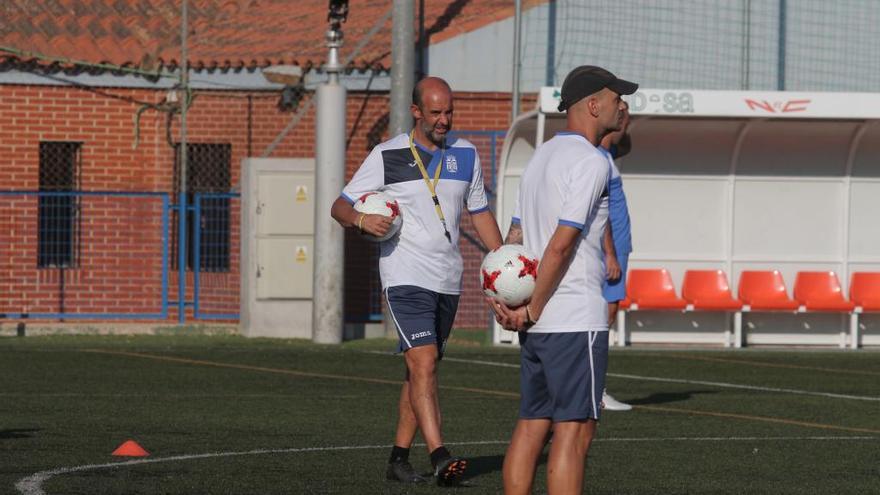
[445,155,458,173]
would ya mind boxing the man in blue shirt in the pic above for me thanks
[599,101,633,411]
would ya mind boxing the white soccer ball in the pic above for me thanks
[480,244,539,307]
[353,191,402,242]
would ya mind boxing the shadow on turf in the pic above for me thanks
[454,453,548,484]
[0,428,40,440]
[626,390,717,406]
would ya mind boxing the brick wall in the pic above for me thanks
[0,82,534,328]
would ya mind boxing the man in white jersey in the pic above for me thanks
[331,77,502,486]
[492,66,637,495]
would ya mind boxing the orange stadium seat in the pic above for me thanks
[850,272,880,312]
[682,270,743,311]
[682,269,743,347]
[848,272,880,349]
[738,270,800,311]
[793,271,855,312]
[626,269,687,310]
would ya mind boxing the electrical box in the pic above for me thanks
[257,173,315,236]
[256,237,314,299]
[240,157,316,339]
[254,169,315,300]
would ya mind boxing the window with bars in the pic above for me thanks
[173,143,232,272]
[38,142,81,268]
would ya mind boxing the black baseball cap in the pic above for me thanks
[557,65,638,112]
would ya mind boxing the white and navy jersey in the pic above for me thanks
[341,133,489,295]
[513,132,610,333]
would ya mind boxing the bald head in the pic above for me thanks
[410,76,454,149]
[412,77,452,107]
[565,87,625,146]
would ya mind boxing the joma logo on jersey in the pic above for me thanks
[445,155,458,173]
[411,331,432,340]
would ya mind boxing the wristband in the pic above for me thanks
[525,305,537,326]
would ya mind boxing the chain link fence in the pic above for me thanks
[449,130,505,330]
[521,0,880,92]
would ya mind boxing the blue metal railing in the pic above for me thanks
[192,192,239,320]
[0,191,169,320]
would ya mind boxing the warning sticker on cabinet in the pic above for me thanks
[295,246,308,263]
[295,185,308,203]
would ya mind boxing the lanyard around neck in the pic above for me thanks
[409,130,452,243]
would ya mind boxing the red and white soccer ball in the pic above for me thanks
[480,244,539,307]
[353,191,402,242]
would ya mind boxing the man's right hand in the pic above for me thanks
[487,297,533,332]
[605,253,621,281]
[360,214,393,237]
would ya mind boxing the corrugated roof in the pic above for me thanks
[0,0,548,74]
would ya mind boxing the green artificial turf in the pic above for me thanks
[1,334,878,494]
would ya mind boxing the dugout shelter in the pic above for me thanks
[494,88,880,347]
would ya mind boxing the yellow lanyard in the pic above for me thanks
[409,130,452,243]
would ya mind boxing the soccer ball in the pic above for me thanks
[353,191,402,242]
[480,244,539,306]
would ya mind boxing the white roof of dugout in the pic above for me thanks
[499,88,880,222]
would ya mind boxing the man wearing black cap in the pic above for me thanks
[491,65,637,494]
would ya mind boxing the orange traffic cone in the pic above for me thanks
[112,440,150,457]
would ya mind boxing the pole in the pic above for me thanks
[385,0,415,338]
[741,0,751,90]
[545,0,556,86]
[511,0,523,121]
[390,0,414,137]
[312,17,347,344]
[417,0,426,79]
[177,0,189,323]
[777,0,786,91]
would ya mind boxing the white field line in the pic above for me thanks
[15,437,877,495]
[0,393,344,398]
[421,354,880,403]
[606,372,880,402]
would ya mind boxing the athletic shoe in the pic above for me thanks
[386,460,427,483]
[602,391,633,411]
[434,456,468,486]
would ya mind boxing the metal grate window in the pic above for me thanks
[38,142,81,268]
[173,143,232,272]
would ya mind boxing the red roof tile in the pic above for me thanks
[0,0,549,73]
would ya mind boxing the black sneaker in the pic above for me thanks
[434,456,468,486]
[386,460,427,483]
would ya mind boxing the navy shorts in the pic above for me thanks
[385,285,459,357]
[602,253,629,303]
[518,331,609,422]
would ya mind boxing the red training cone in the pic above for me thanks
[112,440,150,457]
